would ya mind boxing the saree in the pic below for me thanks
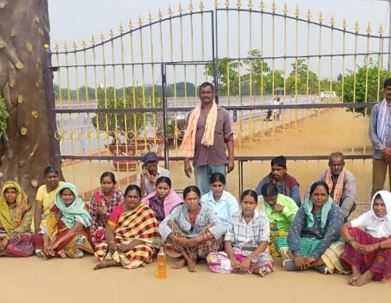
[0,181,34,257]
[33,183,94,258]
[340,228,391,280]
[95,204,161,269]
[165,220,223,260]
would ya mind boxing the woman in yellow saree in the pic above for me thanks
[0,181,34,257]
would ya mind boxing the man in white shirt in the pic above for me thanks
[136,151,170,196]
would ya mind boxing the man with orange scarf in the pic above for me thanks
[180,82,234,196]
[314,152,357,220]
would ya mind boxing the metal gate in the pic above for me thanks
[50,2,390,200]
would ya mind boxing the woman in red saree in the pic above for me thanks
[33,182,94,258]
[94,184,160,270]
[340,190,391,286]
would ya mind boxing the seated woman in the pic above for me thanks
[207,190,273,276]
[33,166,64,256]
[159,185,225,272]
[284,181,345,274]
[201,172,239,227]
[33,183,94,258]
[261,182,298,259]
[90,171,124,245]
[0,181,34,257]
[340,190,391,286]
[94,185,161,270]
[141,176,182,224]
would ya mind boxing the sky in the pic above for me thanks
[49,0,389,44]
[47,0,391,88]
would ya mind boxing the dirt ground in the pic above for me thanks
[0,256,389,303]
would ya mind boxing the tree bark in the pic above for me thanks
[0,0,61,199]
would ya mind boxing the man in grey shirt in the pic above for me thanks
[314,152,356,219]
[369,77,391,197]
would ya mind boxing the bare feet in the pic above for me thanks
[93,260,120,270]
[253,265,273,277]
[171,257,186,269]
[349,267,362,286]
[355,270,374,287]
[186,259,197,272]
[57,250,67,258]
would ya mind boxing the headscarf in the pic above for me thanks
[55,182,92,229]
[0,181,30,233]
[303,195,333,229]
[367,190,391,237]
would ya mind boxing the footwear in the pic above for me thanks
[314,265,329,274]
[282,259,297,271]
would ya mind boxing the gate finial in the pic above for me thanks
[128,19,133,30]
[248,0,253,9]
[366,22,371,34]
[148,12,153,23]
[90,35,95,46]
[158,8,163,19]
[342,18,347,30]
[271,1,276,12]
[236,0,241,9]
[294,5,299,17]
[199,1,205,11]
[283,3,288,15]
[189,1,194,12]
[354,21,359,33]
[119,23,124,34]
[330,16,335,27]
[260,1,265,10]
[225,0,229,8]
[178,3,183,14]
[214,0,219,8]
[306,8,311,20]
[379,24,384,35]
[318,11,323,23]
[168,5,173,16]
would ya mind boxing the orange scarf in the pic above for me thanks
[179,102,217,157]
[325,168,345,204]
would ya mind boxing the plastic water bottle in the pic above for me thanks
[156,246,167,279]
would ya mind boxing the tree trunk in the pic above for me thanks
[0,0,61,199]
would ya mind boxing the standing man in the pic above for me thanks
[180,82,234,196]
[369,78,391,197]
[313,152,357,219]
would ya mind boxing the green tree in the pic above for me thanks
[91,86,160,141]
[204,58,241,96]
[339,60,389,115]
[286,59,319,95]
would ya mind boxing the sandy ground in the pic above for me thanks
[1,256,389,303]
[2,109,390,303]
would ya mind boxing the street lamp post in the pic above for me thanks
[375,0,391,71]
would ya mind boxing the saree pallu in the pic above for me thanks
[340,227,391,281]
[32,222,94,258]
[1,233,34,257]
[293,237,348,274]
[95,204,160,269]
[269,230,291,259]
[165,221,223,260]
[207,251,273,274]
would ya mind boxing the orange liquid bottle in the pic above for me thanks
[156,246,167,279]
